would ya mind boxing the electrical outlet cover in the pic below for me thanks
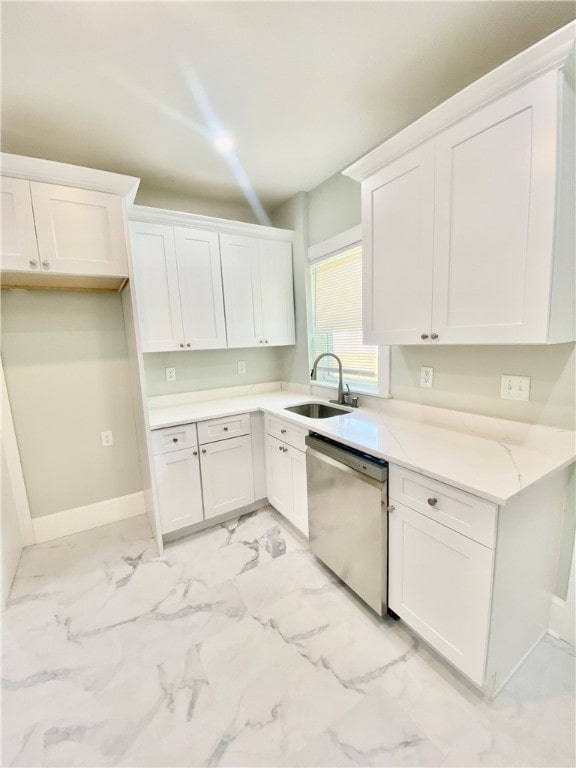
[420,366,434,388]
[165,367,176,382]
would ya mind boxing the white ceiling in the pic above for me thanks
[2,1,574,217]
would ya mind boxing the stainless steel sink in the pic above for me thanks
[284,402,351,419]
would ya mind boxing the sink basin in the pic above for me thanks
[284,402,351,419]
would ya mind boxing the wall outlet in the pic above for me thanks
[501,374,530,401]
[237,360,246,375]
[101,430,114,447]
[165,367,176,382]
[420,366,434,388]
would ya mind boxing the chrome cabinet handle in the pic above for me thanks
[193,450,198,456]
[278,445,283,451]
[41,260,50,268]
[172,437,178,443]
[420,333,429,340]
[179,343,185,348]
[430,333,439,340]
[427,497,438,507]
[280,429,287,434]
[223,427,228,431]
[265,340,269,343]
[388,505,395,513]
[201,449,206,454]
[186,343,191,348]
[29,259,38,268]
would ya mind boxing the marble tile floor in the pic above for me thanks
[2,508,574,768]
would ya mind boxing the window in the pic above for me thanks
[309,230,385,394]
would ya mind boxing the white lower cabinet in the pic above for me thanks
[200,435,254,519]
[154,448,204,534]
[151,416,255,535]
[388,463,569,696]
[265,433,308,537]
[388,501,493,686]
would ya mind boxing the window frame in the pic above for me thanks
[307,225,390,397]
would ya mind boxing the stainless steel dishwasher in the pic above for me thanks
[305,432,389,615]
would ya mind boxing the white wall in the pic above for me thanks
[1,290,142,519]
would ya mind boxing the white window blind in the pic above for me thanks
[310,245,378,391]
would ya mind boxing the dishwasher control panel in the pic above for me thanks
[305,433,388,482]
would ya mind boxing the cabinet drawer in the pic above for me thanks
[265,414,307,451]
[197,413,250,444]
[389,466,497,548]
[151,424,197,455]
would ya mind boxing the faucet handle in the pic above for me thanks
[345,383,351,394]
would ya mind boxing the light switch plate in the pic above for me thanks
[165,367,176,382]
[420,366,434,388]
[501,374,530,401]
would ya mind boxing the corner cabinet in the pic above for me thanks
[347,25,575,346]
[128,207,295,352]
[220,234,295,348]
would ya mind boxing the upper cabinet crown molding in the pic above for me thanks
[128,204,294,242]
[1,153,140,204]
[343,21,576,181]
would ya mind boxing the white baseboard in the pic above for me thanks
[32,492,145,544]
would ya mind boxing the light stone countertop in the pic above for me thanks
[148,384,575,505]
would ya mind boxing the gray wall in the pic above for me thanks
[1,290,142,518]
[144,347,285,397]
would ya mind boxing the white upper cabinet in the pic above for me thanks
[362,142,435,345]
[1,178,129,278]
[130,222,227,352]
[221,233,295,348]
[130,222,183,352]
[432,74,562,344]
[1,177,39,271]
[345,24,575,345]
[173,227,227,349]
[31,182,128,277]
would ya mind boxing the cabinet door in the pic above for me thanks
[154,448,204,534]
[130,222,184,352]
[265,435,292,517]
[259,240,295,346]
[200,435,254,519]
[30,182,128,277]
[432,72,559,344]
[287,445,308,537]
[220,234,262,347]
[1,177,40,271]
[174,227,227,349]
[389,502,494,686]
[362,142,435,345]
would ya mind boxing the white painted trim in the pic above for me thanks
[307,225,362,262]
[343,21,576,181]
[1,362,35,545]
[32,492,145,544]
[549,534,575,645]
[128,204,294,241]
[1,154,140,203]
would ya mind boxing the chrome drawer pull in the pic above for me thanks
[427,497,438,507]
